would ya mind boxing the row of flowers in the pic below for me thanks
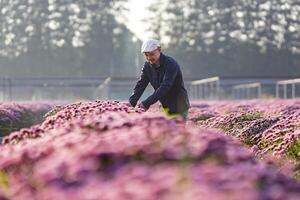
[189,99,300,179]
[0,102,57,138]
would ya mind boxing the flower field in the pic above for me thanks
[0,102,58,138]
[0,100,299,199]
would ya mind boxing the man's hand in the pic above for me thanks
[138,102,148,111]
[124,102,133,107]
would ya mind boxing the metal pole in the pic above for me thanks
[195,84,198,100]
[292,83,295,99]
[196,84,199,100]
[258,85,262,99]
[283,84,287,99]
[239,88,242,99]
[204,83,207,100]
[233,89,236,99]
[193,85,196,100]
[276,84,279,99]
[190,84,192,101]
[8,78,12,100]
[4,77,7,101]
[203,83,206,100]
[216,79,220,100]
[189,84,192,101]
[193,84,196,100]
[210,81,213,99]
[246,87,250,99]
[189,83,194,100]
[195,85,197,100]
[201,84,204,99]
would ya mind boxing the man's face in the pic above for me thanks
[143,48,161,64]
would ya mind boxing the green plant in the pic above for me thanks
[287,139,300,159]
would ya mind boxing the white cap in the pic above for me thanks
[141,39,160,53]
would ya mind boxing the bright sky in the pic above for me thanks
[125,0,152,41]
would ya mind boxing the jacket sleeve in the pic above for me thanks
[129,65,149,107]
[142,61,178,108]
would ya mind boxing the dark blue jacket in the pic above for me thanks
[129,53,190,114]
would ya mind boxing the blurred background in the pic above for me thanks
[0,0,300,101]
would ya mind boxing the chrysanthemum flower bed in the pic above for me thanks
[0,101,299,199]
[0,102,57,138]
[190,100,300,180]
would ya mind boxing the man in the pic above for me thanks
[128,39,190,120]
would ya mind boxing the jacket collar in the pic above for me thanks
[159,53,166,66]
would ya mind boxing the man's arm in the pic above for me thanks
[142,61,178,108]
[129,65,149,107]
